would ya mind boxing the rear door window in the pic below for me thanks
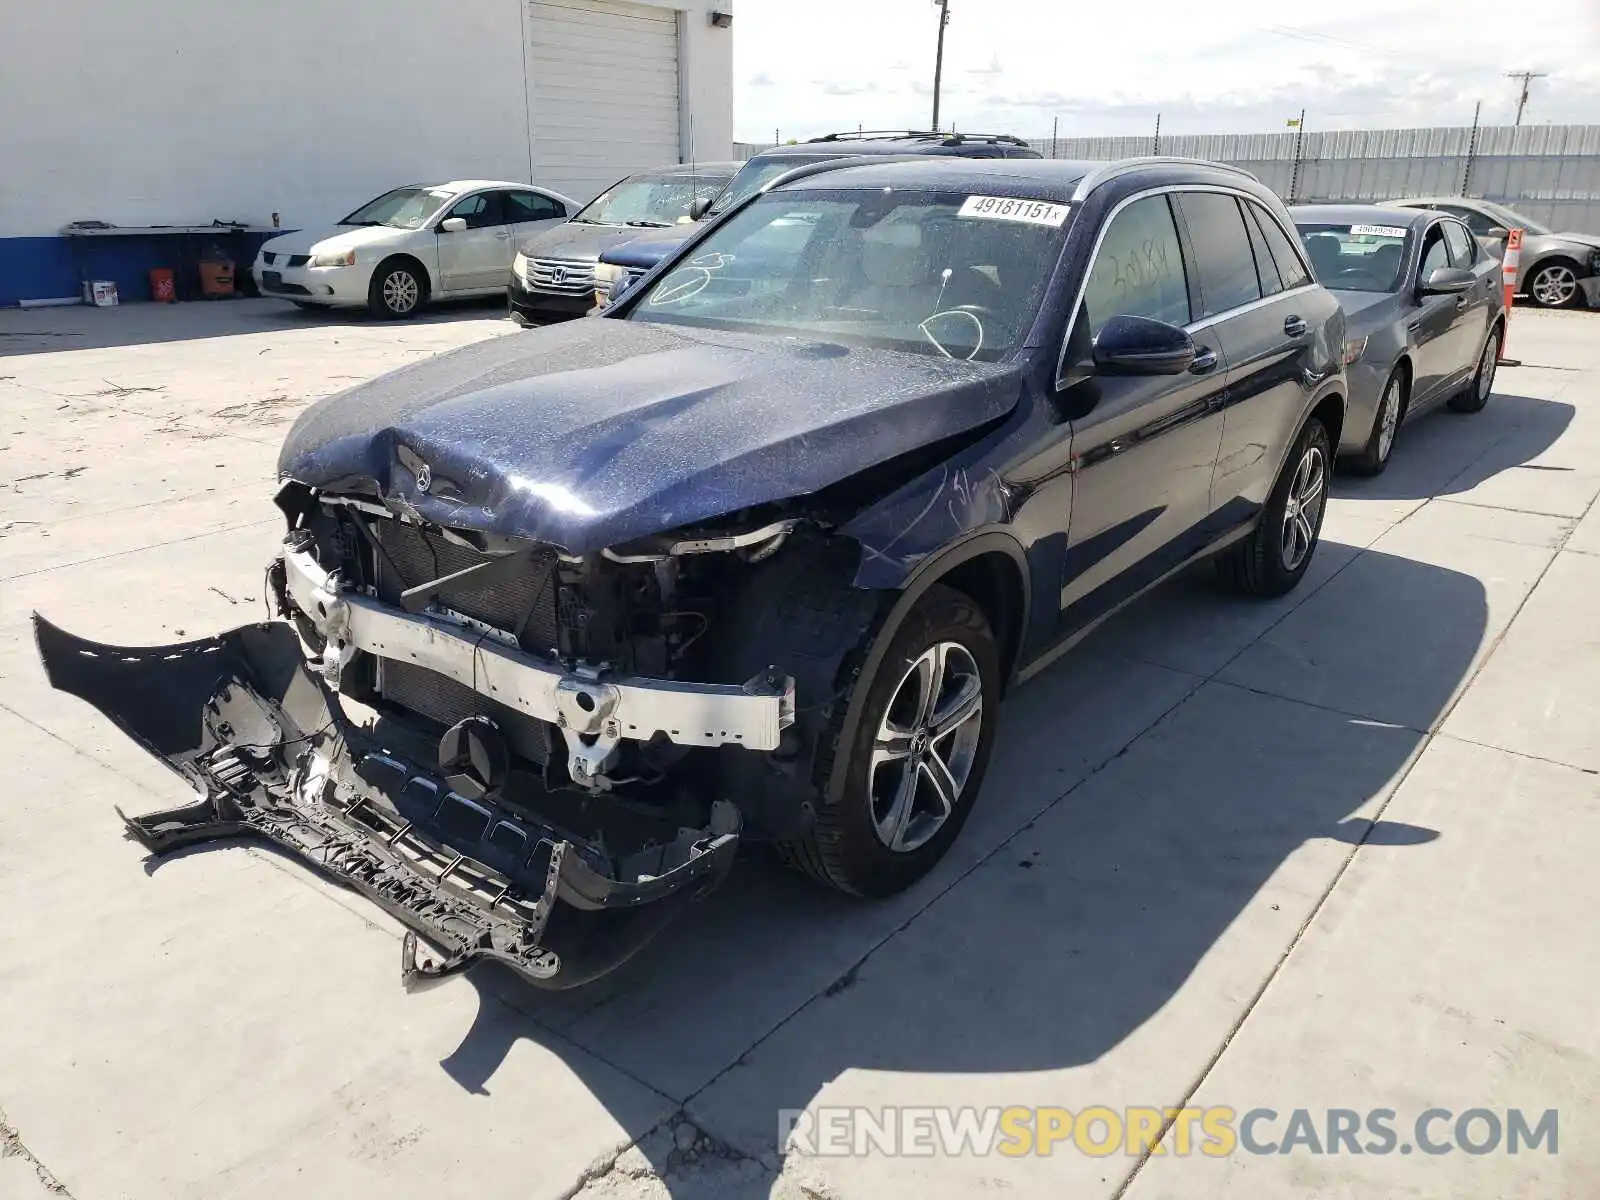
[1243,207,1284,296]
[1081,194,1191,332]
[1249,204,1312,290]
[1176,192,1263,318]
[506,190,566,222]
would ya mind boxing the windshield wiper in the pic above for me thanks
[339,220,382,227]
[625,219,673,228]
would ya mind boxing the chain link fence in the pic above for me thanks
[736,125,1600,231]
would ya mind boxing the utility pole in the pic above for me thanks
[931,0,950,131]
[1153,112,1161,155]
[1505,70,1547,126]
[1051,115,1058,159]
[1288,109,1307,202]
[1462,100,1482,196]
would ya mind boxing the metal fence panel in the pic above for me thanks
[735,125,1600,230]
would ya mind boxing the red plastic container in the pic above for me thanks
[149,268,176,303]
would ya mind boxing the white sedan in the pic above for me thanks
[252,180,576,318]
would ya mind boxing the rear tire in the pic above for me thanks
[368,260,428,319]
[1449,325,1499,414]
[1217,416,1332,598]
[781,584,1000,897]
[1349,366,1405,476]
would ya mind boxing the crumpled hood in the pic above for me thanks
[278,319,1021,553]
[517,221,685,261]
[259,225,411,258]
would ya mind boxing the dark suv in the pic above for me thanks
[592,130,1042,303]
[38,156,1346,991]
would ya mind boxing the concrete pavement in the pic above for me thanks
[2,299,1596,1199]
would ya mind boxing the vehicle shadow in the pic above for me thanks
[1332,390,1572,503]
[431,544,1487,1197]
[0,295,512,357]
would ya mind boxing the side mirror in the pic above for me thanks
[439,217,468,233]
[1481,225,1510,241]
[688,197,712,221]
[1092,313,1196,375]
[1419,266,1475,296]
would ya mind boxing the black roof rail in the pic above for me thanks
[805,130,1031,148]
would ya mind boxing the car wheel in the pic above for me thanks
[1349,367,1406,476]
[369,260,427,319]
[1449,325,1500,414]
[1525,260,1581,309]
[782,584,1000,897]
[1217,416,1332,598]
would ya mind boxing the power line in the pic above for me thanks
[1504,70,1547,126]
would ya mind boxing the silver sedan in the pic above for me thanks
[1291,205,1505,475]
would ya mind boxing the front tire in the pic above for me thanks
[1449,325,1500,414]
[368,260,428,319]
[1349,366,1405,476]
[1218,416,1332,597]
[1524,260,1582,309]
[782,584,1000,897]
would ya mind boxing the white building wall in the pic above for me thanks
[0,0,733,240]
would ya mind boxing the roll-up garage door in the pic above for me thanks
[527,0,682,203]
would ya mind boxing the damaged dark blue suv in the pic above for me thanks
[37,156,1346,991]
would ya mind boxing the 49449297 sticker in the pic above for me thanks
[958,196,1070,227]
[1349,224,1409,239]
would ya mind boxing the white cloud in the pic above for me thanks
[733,0,1600,142]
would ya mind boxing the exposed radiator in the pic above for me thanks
[367,518,561,767]
[372,519,560,653]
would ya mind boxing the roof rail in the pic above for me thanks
[806,130,1031,148]
[1069,156,1259,202]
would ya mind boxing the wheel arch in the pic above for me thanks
[823,530,1030,808]
[374,252,433,296]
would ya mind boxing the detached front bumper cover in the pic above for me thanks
[33,616,738,990]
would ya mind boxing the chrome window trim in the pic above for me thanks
[1056,183,1315,386]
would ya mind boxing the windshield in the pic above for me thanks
[1478,200,1551,236]
[628,188,1070,361]
[574,171,732,227]
[340,186,455,229]
[705,154,838,215]
[1296,222,1409,293]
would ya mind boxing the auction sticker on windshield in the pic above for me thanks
[1350,224,1408,238]
[959,196,1070,227]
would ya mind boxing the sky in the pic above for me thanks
[732,0,1600,143]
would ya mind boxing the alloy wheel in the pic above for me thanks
[1530,264,1577,308]
[1280,445,1326,572]
[384,270,420,315]
[1478,335,1499,400]
[1377,379,1400,463]
[868,641,984,853]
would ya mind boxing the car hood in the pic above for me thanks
[597,225,700,268]
[260,225,415,257]
[1542,231,1600,251]
[517,221,686,260]
[1328,289,1401,331]
[278,319,1021,553]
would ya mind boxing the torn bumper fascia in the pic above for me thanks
[280,537,795,784]
[32,616,740,990]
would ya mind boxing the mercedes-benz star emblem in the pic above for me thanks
[415,463,431,494]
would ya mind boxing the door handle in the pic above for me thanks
[1189,347,1219,374]
[1284,315,1308,337]
[495,230,511,239]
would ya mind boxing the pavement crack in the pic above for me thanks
[1,1106,74,1196]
